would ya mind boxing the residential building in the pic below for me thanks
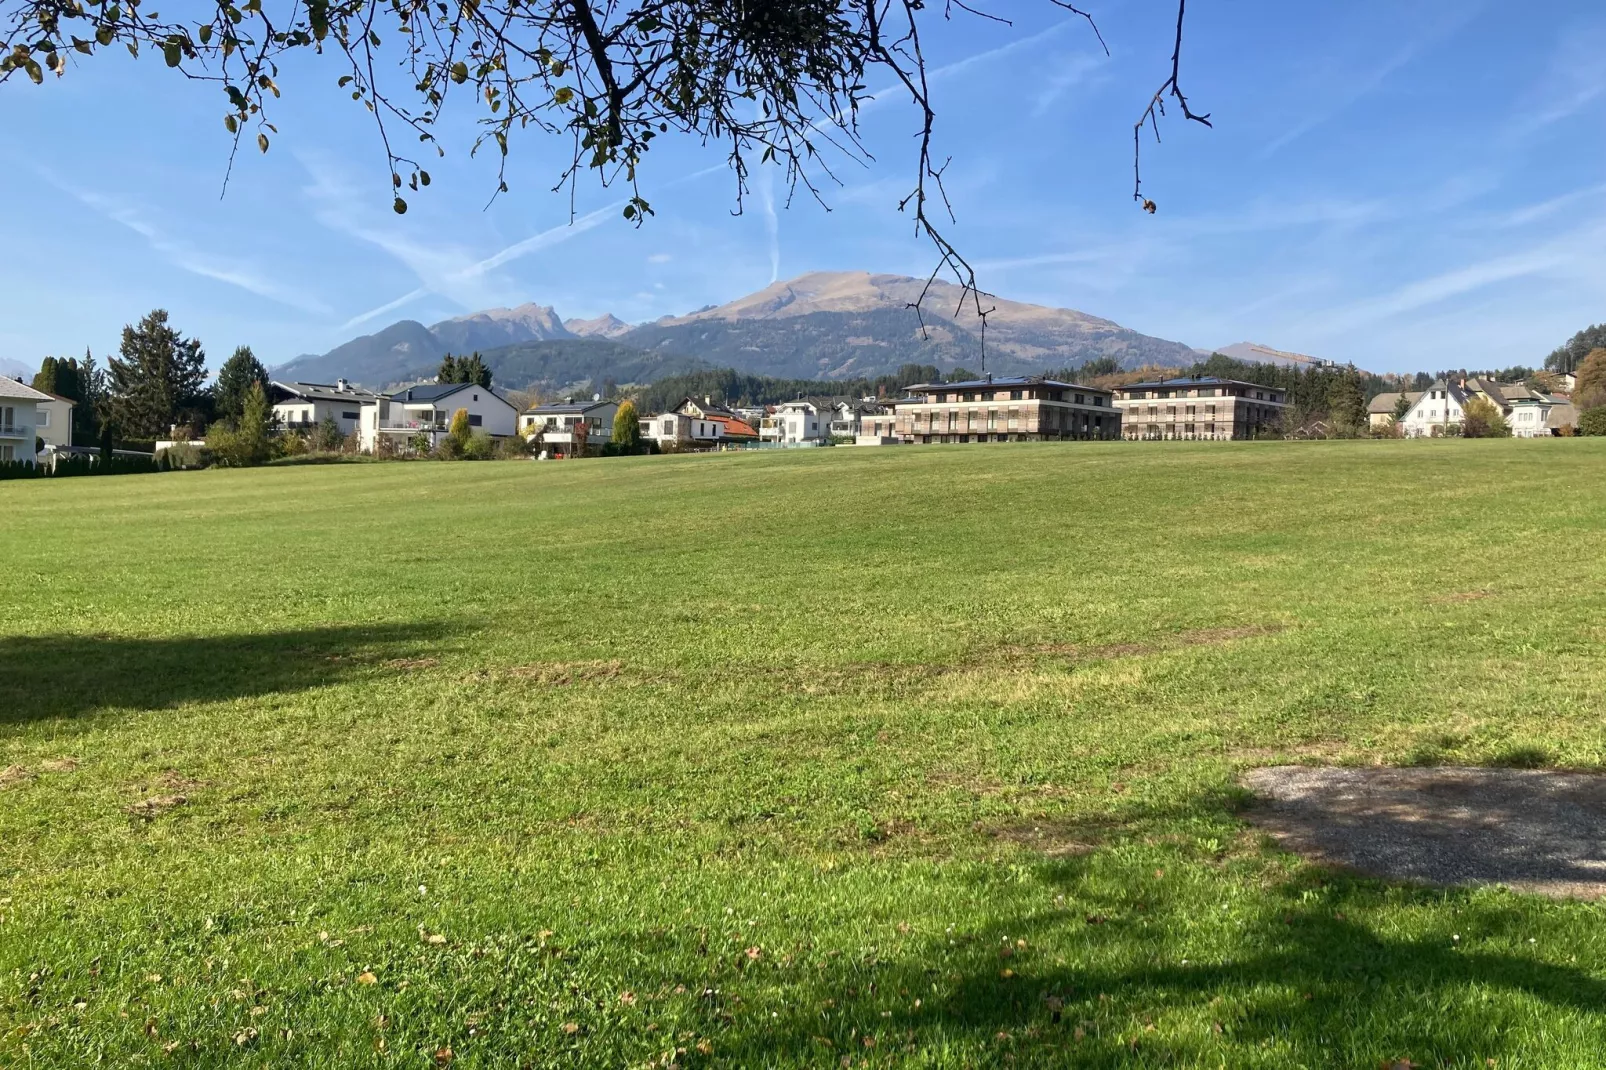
[1399,380,1471,437]
[0,377,48,464]
[1367,391,1421,431]
[34,391,76,448]
[856,409,901,446]
[520,398,620,453]
[676,396,737,420]
[1546,402,1579,435]
[885,376,1120,443]
[360,382,518,452]
[771,397,845,444]
[1112,377,1285,440]
[646,410,727,447]
[270,380,377,436]
[829,399,889,440]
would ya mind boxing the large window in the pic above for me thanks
[36,409,50,428]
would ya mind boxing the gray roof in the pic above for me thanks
[0,376,52,402]
[388,382,513,407]
[1546,402,1579,429]
[524,399,615,415]
[1368,391,1422,414]
[271,380,378,404]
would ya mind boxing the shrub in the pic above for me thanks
[309,416,347,453]
[159,442,213,469]
[463,431,497,460]
[1579,407,1606,437]
[1461,397,1510,438]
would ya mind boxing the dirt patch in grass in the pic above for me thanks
[1035,622,1289,661]
[0,764,31,790]
[503,660,625,685]
[983,816,1118,858]
[1242,765,1606,899]
[39,757,79,773]
[127,794,188,820]
[1430,590,1495,605]
[385,657,441,671]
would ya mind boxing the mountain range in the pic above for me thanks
[274,271,1210,392]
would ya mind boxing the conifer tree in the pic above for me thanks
[213,345,270,424]
[107,310,206,440]
[611,399,641,450]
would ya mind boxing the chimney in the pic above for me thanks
[704,395,713,406]
[336,378,349,392]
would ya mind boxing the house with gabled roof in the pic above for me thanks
[0,376,51,464]
[359,381,518,452]
[519,397,619,454]
[269,379,378,437]
[1399,380,1472,437]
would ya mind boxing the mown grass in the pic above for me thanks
[3,439,1606,1068]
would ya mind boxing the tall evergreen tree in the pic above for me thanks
[213,345,270,424]
[611,399,642,449]
[437,354,460,384]
[460,352,491,388]
[32,356,83,402]
[108,310,207,440]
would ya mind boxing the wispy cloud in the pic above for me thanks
[1511,19,1606,132]
[1032,51,1109,116]
[1303,215,1606,337]
[48,175,329,315]
[1259,3,1485,159]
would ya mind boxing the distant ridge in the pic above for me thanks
[280,270,1203,391]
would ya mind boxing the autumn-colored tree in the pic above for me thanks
[1461,396,1509,439]
[1574,348,1606,411]
[611,400,641,450]
[448,408,472,455]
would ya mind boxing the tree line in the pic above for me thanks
[32,309,272,453]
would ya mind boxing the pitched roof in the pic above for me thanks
[388,382,512,407]
[271,380,378,404]
[0,377,53,402]
[1546,402,1579,429]
[1368,391,1422,414]
[523,399,614,415]
[708,415,758,438]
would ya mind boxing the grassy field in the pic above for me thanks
[4,439,1606,1068]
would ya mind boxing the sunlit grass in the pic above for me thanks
[3,438,1605,1067]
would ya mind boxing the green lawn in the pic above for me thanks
[4,440,1606,1068]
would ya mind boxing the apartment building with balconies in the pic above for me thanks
[885,375,1120,444]
[1112,377,1287,440]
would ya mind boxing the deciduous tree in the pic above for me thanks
[611,399,641,450]
[1574,348,1606,411]
[1461,396,1509,439]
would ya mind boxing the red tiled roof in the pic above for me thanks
[709,415,758,438]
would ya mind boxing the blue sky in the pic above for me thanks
[1,0,1602,375]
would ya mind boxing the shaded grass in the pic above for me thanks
[3,439,1606,1067]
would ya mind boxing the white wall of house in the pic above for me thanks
[1507,401,1554,438]
[1401,388,1466,437]
[519,402,619,446]
[273,397,370,437]
[775,402,827,443]
[0,400,39,463]
[34,397,74,448]
[646,411,724,446]
[361,387,517,452]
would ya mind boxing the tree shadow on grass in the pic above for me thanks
[709,870,1606,1067]
[0,622,461,728]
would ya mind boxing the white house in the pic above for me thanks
[360,382,519,452]
[772,397,848,444]
[0,377,50,464]
[1400,380,1472,437]
[270,380,377,437]
[34,391,75,449]
[646,410,725,447]
[520,398,619,453]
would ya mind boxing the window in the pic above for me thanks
[0,443,11,461]
[472,393,480,401]
[342,410,359,420]
[1075,393,1084,405]
[1167,406,1177,416]
[1094,396,1104,406]
[36,408,50,427]
[468,414,483,427]
[1010,390,1022,401]
[1186,405,1196,415]
[1185,423,1196,434]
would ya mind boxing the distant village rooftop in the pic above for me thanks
[1116,375,1277,392]
[903,374,1110,393]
